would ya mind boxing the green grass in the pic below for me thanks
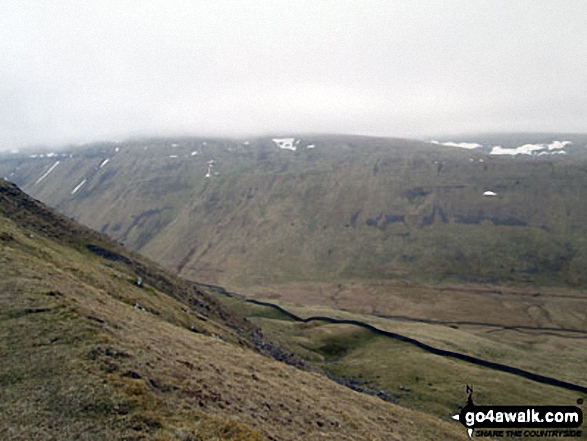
[210,291,587,438]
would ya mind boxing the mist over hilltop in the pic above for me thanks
[1,1,587,150]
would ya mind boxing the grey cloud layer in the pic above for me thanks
[1,0,586,148]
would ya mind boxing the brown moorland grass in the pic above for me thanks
[0,181,468,440]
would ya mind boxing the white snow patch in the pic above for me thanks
[171,143,179,147]
[71,179,87,195]
[490,144,545,155]
[115,147,120,152]
[46,152,56,158]
[244,141,250,145]
[35,161,60,185]
[491,141,571,156]
[490,146,517,155]
[205,160,216,178]
[307,144,316,149]
[551,150,568,155]
[431,141,482,149]
[483,191,497,196]
[479,158,485,162]
[548,141,572,150]
[169,155,178,158]
[99,158,110,168]
[191,151,198,156]
[29,154,38,158]
[272,138,297,151]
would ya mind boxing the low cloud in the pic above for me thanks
[1,0,586,149]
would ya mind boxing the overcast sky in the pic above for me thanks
[1,1,586,149]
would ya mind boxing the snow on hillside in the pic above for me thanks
[490,141,572,156]
[35,161,60,185]
[431,141,482,149]
[432,139,574,156]
[272,138,296,151]
[71,179,87,195]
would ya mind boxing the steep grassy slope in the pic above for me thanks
[0,179,468,440]
[2,134,587,291]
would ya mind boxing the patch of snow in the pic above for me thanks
[490,144,546,155]
[272,138,297,151]
[29,154,38,158]
[491,142,573,156]
[490,146,516,155]
[205,160,215,178]
[551,150,567,155]
[307,144,315,149]
[35,161,60,185]
[469,158,474,162]
[548,141,571,150]
[201,141,207,146]
[115,147,120,152]
[46,152,56,157]
[169,155,178,158]
[518,144,548,154]
[431,141,482,149]
[191,151,198,156]
[99,158,110,168]
[244,141,250,145]
[479,158,484,162]
[483,191,497,196]
[171,143,179,147]
[71,179,87,195]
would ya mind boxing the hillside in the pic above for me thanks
[0,179,469,440]
[2,134,587,294]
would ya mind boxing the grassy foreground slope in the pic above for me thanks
[0,179,467,440]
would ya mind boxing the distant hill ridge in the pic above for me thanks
[1,133,587,290]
